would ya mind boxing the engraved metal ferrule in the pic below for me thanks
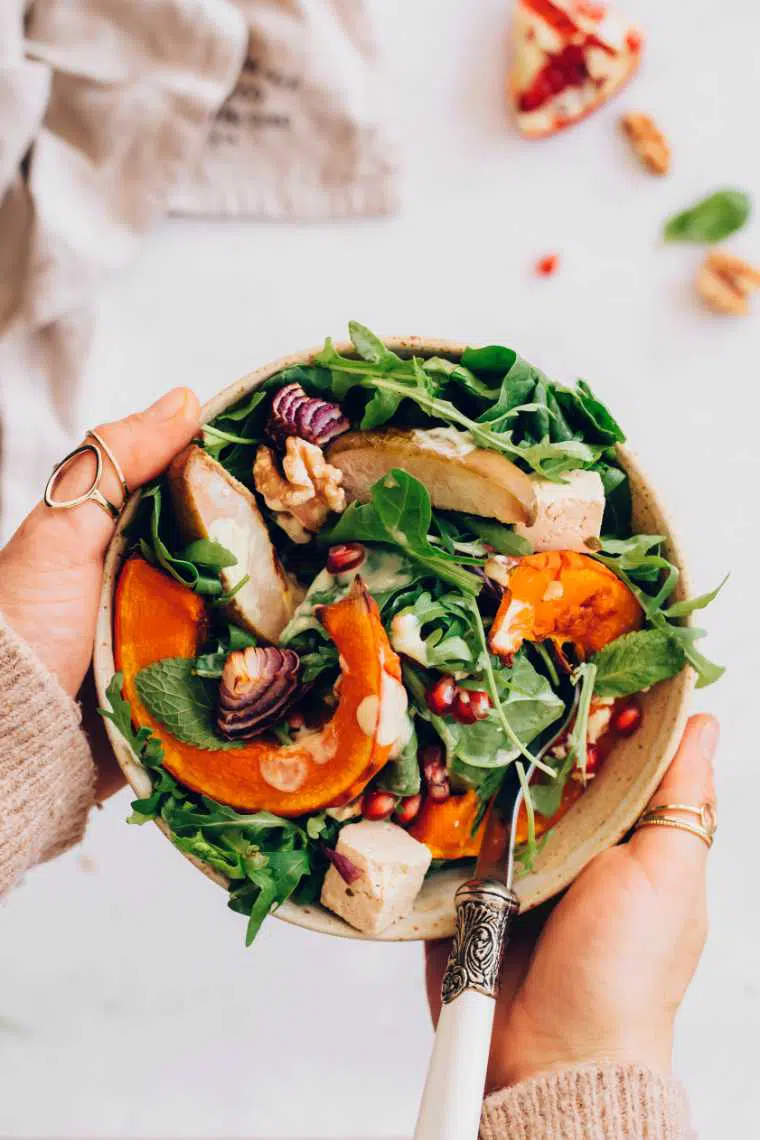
[441,879,519,1004]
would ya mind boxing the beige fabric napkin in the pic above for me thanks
[171,0,398,219]
[0,0,397,539]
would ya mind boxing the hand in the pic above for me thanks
[426,714,719,1091]
[0,388,201,797]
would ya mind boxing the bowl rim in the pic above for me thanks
[93,336,695,942]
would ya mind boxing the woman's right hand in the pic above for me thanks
[426,713,719,1091]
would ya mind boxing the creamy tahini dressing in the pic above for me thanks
[355,670,410,751]
[411,427,476,459]
[280,551,415,644]
[259,752,308,792]
[390,611,428,666]
[491,598,533,656]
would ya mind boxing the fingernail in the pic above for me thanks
[145,388,190,422]
[698,717,720,762]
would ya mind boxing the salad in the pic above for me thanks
[102,322,724,943]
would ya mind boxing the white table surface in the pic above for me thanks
[1,1,758,1136]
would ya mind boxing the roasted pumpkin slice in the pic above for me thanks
[114,557,406,816]
[489,549,642,659]
[409,790,486,860]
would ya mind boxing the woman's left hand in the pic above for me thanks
[0,388,201,795]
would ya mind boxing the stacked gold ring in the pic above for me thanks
[634,802,717,849]
[44,430,130,521]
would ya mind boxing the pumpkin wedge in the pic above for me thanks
[114,557,407,816]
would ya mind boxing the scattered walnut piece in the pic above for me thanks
[620,112,670,175]
[696,249,760,316]
[254,437,346,543]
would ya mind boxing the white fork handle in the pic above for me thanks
[414,989,496,1140]
[413,879,519,1140]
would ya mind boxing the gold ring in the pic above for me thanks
[43,431,130,522]
[634,801,717,849]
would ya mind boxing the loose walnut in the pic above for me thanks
[254,437,346,543]
[696,249,760,316]
[620,112,670,175]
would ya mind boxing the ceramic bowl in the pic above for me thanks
[94,337,695,942]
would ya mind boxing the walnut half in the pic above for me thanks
[696,249,760,316]
[254,437,346,543]
[620,112,670,175]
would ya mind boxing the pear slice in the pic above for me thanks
[327,428,537,526]
[168,445,303,642]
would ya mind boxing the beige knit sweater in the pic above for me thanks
[0,611,694,1138]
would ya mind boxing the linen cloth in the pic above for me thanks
[0,0,396,538]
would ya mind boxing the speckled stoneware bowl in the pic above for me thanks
[94,338,695,942]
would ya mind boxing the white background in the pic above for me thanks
[1,0,759,1136]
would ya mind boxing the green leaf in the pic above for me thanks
[592,630,686,698]
[326,471,484,594]
[664,189,751,243]
[377,721,421,796]
[460,345,518,376]
[663,575,728,619]
[348,321,404,368]
[457,515,533,556]
[136,658,242,751]
[180,539,238,570]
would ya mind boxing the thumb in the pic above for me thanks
[40,387,201,560]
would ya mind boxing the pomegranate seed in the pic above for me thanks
[452,689,491,725]
[421,744,450,803]
[327,543,366,574]
[625,29,643,53]
[585,742,600,776]
[426,675,457,716]
[614,704,641,736]
[361,789,396,821]
[536,253,559,277]
[394,793,422,826]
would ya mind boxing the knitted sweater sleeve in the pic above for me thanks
[0,610,95,895]
[480,1063,695,1139]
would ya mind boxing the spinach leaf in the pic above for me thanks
[592,629,686,698]
[664,189,751,243]
[325,471,484,593]
[136,658,242,750]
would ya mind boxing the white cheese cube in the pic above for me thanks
[515,470,605,552]
[320,820,432,935]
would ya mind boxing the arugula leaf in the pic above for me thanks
[180,539,238,570]
[456,515,533,556]
[663,575,728,619]
[593,536,725,688]
[136,658,242,750]
[137,483,230,596]
[326,471,484,594]
[592,629,687,697]
[377,721,421,797]
[664,189,751,243]
[99,675,321,947]
[315,325,607,478]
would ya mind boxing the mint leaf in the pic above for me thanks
[135,658,242,751]
[592,630,686,697]
[664,189,751,243]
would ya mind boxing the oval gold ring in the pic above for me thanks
[44,430,130,522]
[634,801,717,849]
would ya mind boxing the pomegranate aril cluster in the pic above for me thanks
[268,382,350,448]
[426,673,491,724]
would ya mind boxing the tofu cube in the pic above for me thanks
[515,469,605,551]
[320,820,432,935]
